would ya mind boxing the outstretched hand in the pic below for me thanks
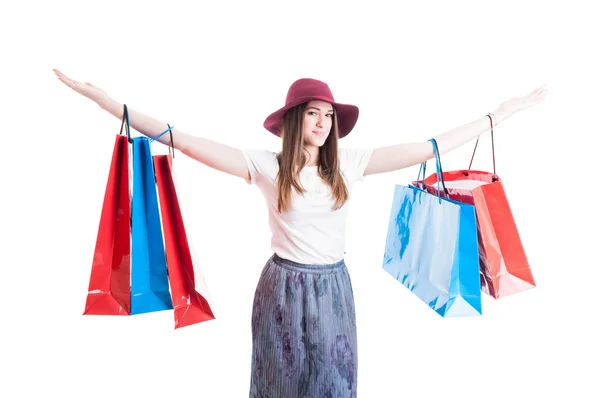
[495,85,548,122]
[53,69,110,105]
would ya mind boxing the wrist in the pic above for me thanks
[97,97,119,113]
[97,97,123,119]
[491,108,510,124]
[97,97,114,110]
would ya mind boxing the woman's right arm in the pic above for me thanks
[54,69,250,181]
[98,97,250,180]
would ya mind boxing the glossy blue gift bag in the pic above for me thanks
[126,112,174,315]
[383,139,482,317]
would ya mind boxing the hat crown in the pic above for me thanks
[264,78,358,138]
[286,78,335,104]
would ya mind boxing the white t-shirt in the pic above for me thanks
[242,148,374,265]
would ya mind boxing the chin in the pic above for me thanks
[304,138,324,147]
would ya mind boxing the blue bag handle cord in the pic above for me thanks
[149,124,175,145]
[428,138,450,200]
[416,161,427,190]
[468,114,497,180]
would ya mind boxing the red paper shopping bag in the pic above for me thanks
[416,119,535,299]
[153,138,215,328]
[84,130,131,315]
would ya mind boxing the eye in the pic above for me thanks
[307,111,317,116]
[326,114,333,118]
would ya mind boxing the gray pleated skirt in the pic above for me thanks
[250,253,358,398]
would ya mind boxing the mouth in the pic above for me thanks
[312,130,326,137]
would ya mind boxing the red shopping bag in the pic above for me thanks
[84,115,131,315]
[415,118,535,299]
[153,131,215,328]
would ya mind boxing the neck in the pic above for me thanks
[303,145,320,166]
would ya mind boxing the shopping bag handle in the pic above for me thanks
[416,161,427,190]
[416,139,449,200]
[467,113,496,176]
[166,123,175,159]
[119,104,132,143]
[149,124,176,149]
[429,138,449,199]
[119,104,175,148]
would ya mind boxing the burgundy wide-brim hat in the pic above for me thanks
[263,78,359,139]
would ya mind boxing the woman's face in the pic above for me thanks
[302,100,334,148]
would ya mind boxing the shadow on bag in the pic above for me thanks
[383,139,481,317]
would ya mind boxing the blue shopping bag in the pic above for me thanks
[126,114,174,315]
[382,138,482,317]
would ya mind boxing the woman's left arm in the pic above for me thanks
[364,85,548,176]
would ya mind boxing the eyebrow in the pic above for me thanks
[307,106,334,113]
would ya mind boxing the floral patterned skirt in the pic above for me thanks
[250,253,358,398]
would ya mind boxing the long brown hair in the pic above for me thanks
[276,103,349,213]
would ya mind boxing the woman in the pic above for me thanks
[53,69,547,397]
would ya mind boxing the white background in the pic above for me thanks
[2,0,599,397]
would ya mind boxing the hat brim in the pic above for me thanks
[263,95,359,139]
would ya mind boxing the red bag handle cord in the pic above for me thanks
[468,113,496,175]
[119,104,132,143]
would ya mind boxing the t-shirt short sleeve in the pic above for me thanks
[340,147,374,183]
[242,149,279,185]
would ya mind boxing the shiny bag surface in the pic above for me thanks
[84,130,131,315]
[130,135,173,315]
[383,139,482,317]
[154,140,216,329]
[417,122,535,298]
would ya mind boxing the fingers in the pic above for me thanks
[53,69,99,93]
[523,86,547,105]
[53,69,74,87]
[532,85,548,97]
[56,71,82,90]
[53,69,69,81]
[523,86,548,107]
[533,86,548,100]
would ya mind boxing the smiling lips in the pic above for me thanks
[312,130,326,137]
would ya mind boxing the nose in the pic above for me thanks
[316,116,323,127]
